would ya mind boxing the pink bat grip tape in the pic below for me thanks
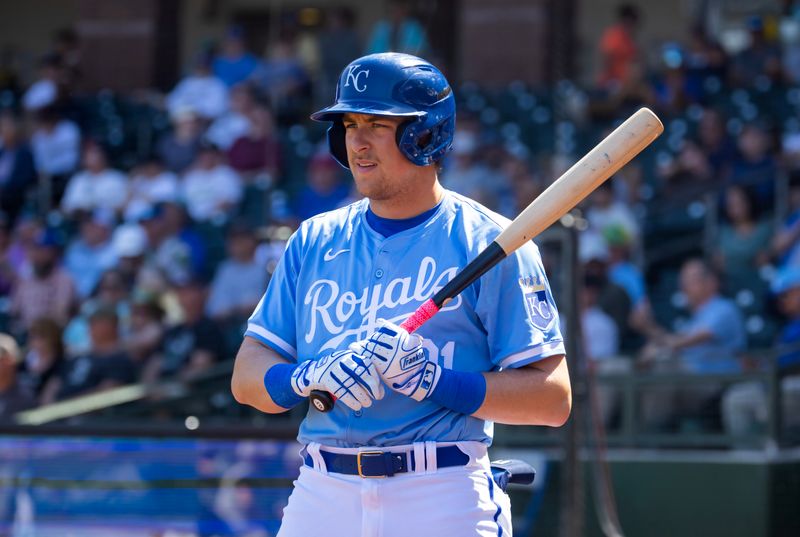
[399,299,440,334]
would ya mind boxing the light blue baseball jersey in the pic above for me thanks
[246,190,565,448]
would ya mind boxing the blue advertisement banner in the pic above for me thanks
[0,436,303,536]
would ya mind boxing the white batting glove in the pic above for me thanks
[290,350,385,411]
[355,320,441,402]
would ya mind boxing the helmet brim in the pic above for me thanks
[311,101,425,122]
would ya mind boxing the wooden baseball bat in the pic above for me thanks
[310,107,663,412]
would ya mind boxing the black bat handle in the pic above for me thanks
[310,390,335,412]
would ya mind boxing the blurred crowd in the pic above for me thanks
[0,1,799,443]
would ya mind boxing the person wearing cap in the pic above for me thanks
[64,208,117,298]
[206,222,267,326]
[212,26,260,88]
[0,333,34,421]
[722,266,800,439]
[47,305,136,401]
[143,276,226,383]
[10,228,76,333]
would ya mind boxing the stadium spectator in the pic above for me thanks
[712,185,772,301]
[167,53,229,121]
[582,273,627,426]
[60,141,128,217]
[726,123,778,208]
[722,267,800,439]
[124,155,180,221]
[30,107,80,204]
[604,224,647,311]
[206,222,267,325]
[773,175,800,268]
[110,223,148,290]
[0,112,36,226]
[291,152,350,221]
[251,39,309,114]
[597,4,641,89]
[143,277,226,382]
[156,107,204,174]
[17,317,64,404]
[63,268,132,357]
[730,15,782,87]
[366,0,429,56]
[0,216,16,297]
[213,26,260,88]
[138,203,197,288]
[226,105,281,182]
[635,258,746,429]
[124,290,164,366]
[683,25,729,91]
[657,138,717,199]
[206,83,256,151]
[21,53,62,112]
[46,305,136,402]
[63,208,117,299]
[585,181,641,248]
[181,143,243,223]
[581,244,635,352]
[10,228,75,334]
[697,108,736,177]
[0,332,34,421]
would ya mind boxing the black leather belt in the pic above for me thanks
[303,445,470,478]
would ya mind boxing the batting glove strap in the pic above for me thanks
[427,368,487,415]
[264,362,306,409]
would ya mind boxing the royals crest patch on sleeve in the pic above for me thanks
[519,276,555,330]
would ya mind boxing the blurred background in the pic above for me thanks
[0,0,799,535]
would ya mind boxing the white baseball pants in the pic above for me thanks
[277,441,513,537]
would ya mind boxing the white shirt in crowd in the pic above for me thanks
[61,169,129,214]
[586,202,640,244]
[205,112,251,150]
[181,165,242,222]
[582,306,619,360]
[166,75,229,120]
[129,171,180,205]
[31,120,81,175]
[22,79,57,111]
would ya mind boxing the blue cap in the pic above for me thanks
[33,228,62,248]
[771,266,800,294]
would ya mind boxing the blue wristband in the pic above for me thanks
[428,368,487,415]
[264,363,305,409]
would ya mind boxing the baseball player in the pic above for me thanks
[231,52,571,536]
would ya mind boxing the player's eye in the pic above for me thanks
[343,122,356,129]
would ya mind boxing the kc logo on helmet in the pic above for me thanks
[344,64,370,92]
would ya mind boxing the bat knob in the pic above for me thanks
[310,390,335,412]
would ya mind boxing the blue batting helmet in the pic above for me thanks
[310,52,456,168]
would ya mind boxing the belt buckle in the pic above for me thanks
[357,450,387,478]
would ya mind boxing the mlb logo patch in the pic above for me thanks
[520,276,555,330]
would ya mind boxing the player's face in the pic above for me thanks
[342,113,423,202]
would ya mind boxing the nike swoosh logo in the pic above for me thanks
[323,248,351,261]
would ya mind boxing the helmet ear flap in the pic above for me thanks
[327,122,350,169]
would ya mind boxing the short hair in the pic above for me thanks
[617,4,640,22]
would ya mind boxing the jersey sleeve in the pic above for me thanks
[245,234,302,361]
[475,240,565,369]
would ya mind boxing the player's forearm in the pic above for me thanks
[231,336,293,414]
[473,355,572,427]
